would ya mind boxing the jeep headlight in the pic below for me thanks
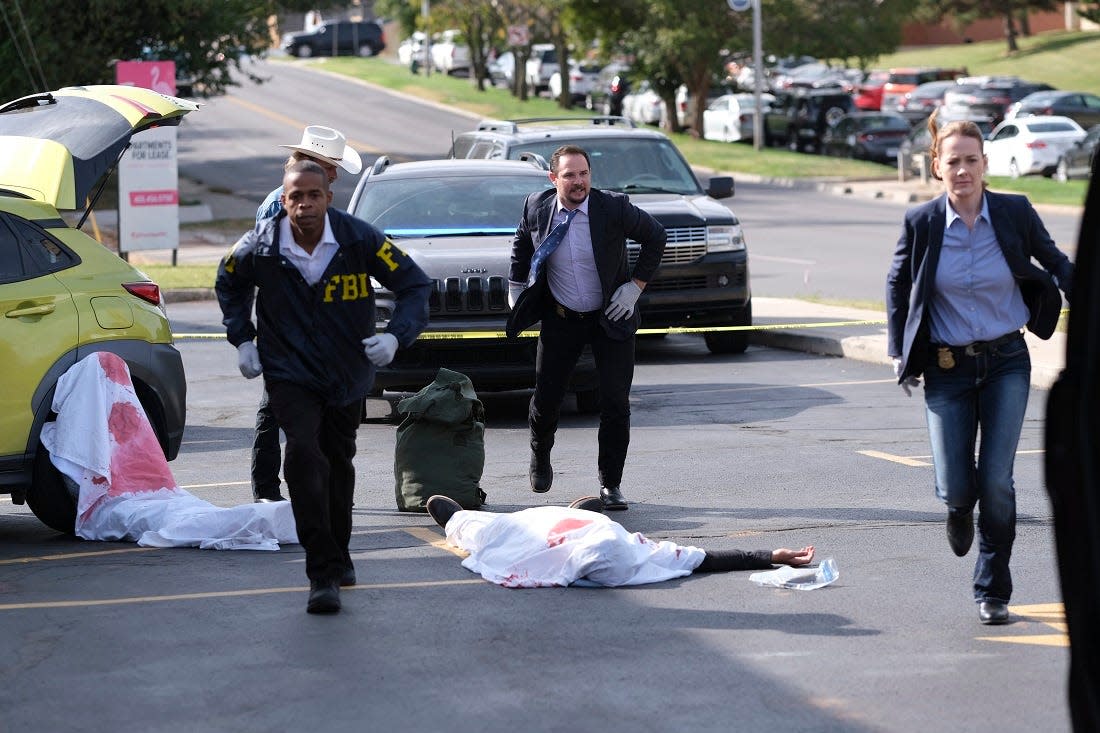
[706,224,745,253]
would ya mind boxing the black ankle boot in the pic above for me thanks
[529,451,553,493]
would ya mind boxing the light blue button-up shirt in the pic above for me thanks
[546,197,603,312]
[929,194,1028,346]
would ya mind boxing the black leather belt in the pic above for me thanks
[933,330,1022,360]
[554,301,599,321]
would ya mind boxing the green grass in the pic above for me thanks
[139,264,217,289]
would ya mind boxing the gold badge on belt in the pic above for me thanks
[937,347,956,370]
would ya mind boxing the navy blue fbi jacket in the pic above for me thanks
[216,208,431,406]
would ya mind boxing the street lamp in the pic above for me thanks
[727,0,764,150]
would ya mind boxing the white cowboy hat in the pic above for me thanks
[279,125,363,175]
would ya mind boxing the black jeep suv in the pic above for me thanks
[450,117,751,354]
[764,89,855,153]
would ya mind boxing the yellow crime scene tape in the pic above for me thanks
[171,318,888,342]
[170,309,1068,343]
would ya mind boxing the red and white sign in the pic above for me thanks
[507,24,529,47]
[115,61,181,254]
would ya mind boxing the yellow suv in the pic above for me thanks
[0,85,197,531]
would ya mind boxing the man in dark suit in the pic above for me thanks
[506,145,666,510]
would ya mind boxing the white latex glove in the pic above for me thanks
[363,333,399,367]
[892,357,921,397]
[508,281,525,310]
[237,342,262,379]
[604,280,643,321]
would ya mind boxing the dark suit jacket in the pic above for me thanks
[886,190,1074,381]
[506,187,666,341]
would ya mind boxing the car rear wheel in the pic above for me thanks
[27,442,78,534]
[296,45,313,58]
[1009,158,1022,179]
[358,44,375,57]
[575,387,600,414]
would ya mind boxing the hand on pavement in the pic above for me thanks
[893,357,921,397]
[363,333,399,367]
[237,342,262,379]
[604,281,643,321]
[508,281,525,310]
[772,546,815,566]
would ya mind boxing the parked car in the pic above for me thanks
[941,77,1054,126]
[449,117,751,354]
[525,44,558,94]
[585,62,631,116]
[0,85,194,532]
[985,115,1086,178]
[899,122,933,176]
[621,80,663,126]
[702,92,776,143]
[853,69,889,111]
[894,79,960,123]
[488,51,516,89]
[1005,90,1100,131]
[281,19,385,58]
[548,60,603,105]
[880,67,967,114]
[670,78,737,129]
[763,88,854,153]
[346,158,599,407]
[821,112,911,164]
[429,28,470,75]
[1054,123,1100,182]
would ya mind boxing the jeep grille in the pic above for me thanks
[428,276,508,314]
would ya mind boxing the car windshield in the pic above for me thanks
[505,138,701,195]
[1027,121,1080,133]
[860,115,911,131]
[352,174,551,237]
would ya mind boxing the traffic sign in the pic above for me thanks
[728,0,752,11]
[507,24,529,47]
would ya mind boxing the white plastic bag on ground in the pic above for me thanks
[39,352,297,550]
[749,557,838,590]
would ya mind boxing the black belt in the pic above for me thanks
[933,330,1022,359]
[553,301,599,321]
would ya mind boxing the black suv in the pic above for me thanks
[281,20,385,58]
[450,117,751,354]
[764,89,855,153]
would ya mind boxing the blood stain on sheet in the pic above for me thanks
[107,401,175,495]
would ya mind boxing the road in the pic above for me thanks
[0,60,1074,732]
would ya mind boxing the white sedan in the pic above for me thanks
[985,115,1086,178]
[702,93,776,143]
[621,81,663,125]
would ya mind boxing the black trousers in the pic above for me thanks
[266,379,361,583]
[251,388,282,500]
[529,308,634,489]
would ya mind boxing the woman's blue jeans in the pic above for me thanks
[922,333,1030,604]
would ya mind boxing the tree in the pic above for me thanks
[0,0,315,102]
[915,0,1062,53]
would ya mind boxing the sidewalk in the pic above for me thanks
[124,174,1066,390]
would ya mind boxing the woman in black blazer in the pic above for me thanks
[886,112,1073,626]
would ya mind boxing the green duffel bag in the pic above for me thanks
[394,368,487,512]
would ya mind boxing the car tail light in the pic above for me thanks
[124,281,161,305]
[1025,141,1048,149]
[1039,106,1054,115]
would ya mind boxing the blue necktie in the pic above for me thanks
[528,208,578,286]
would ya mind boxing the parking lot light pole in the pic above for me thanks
[422,0,431,76]
[728,0,764,151]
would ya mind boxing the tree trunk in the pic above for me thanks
[1003,11,1019,53]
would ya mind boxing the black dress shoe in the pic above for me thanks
[426,495,463,528]
[600,486,628,511]
[340,565,356,587]
[530,452,553,493]
[946,508,974,557]
[255,495,287,503]
[306,580,341,614]
[978,600,1009,625]
[568,496,604,513]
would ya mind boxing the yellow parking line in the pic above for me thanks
[0,547,156,565]
[857,450,933,467]
[0,578,485,612]
[978,602,1068,647]
[401,526,468,557]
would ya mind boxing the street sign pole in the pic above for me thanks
[752,0,764,151]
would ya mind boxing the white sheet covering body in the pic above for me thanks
[446,506,705,588]
[39,352,297,550]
